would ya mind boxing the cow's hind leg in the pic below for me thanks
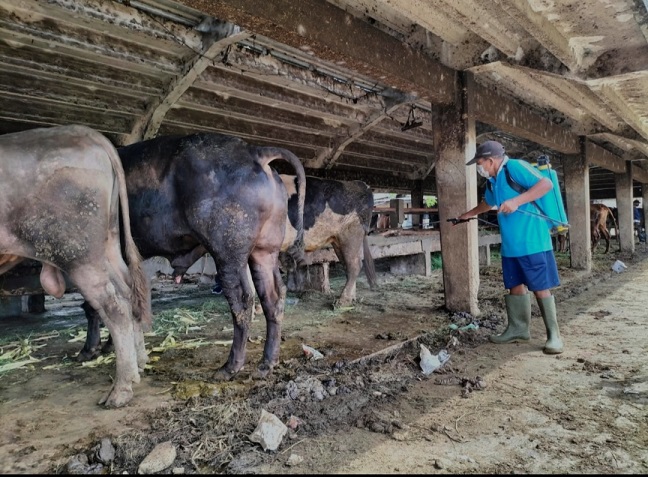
[332,230,364,306]
[77,301,103,362]
[69,262,140,407]
[213,260,255,381]
[248,250,285,378]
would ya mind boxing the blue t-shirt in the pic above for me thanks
[484,158,554,257]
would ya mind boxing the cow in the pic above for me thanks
[79,132,306,382]
[170,175,378,306]
[0,125,151,408]
[280,174,377,305]
[590,203,618,253]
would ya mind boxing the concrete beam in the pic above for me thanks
[495,0,577,72]
[471,82,580,154]
[174,0,456,104]
[585,140,627,174]
[588,82,648,144]
[633,164,648,184]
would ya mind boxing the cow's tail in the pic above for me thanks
[98,134,152,331]
[258,147,306,265]
[362,236,378,289]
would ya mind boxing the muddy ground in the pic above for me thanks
[1,241,648,474]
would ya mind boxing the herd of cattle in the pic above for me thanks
[0,125,377,407]
[0,124,631,408]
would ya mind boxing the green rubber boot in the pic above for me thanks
[490,294,531,344]
[537,295,564,354]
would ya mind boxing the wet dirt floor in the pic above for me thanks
[1,242,648,474]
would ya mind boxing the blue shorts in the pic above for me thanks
[502,251,560,292]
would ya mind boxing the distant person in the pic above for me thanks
[455,140,563,355]
[633,200,643,229]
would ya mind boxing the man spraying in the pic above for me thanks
[455,141,564,354]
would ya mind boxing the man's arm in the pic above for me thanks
[499,177,552,214]
[457,200,494,222]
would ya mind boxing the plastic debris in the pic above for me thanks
[301,344,324,361]
[419,344,450,375]
[249,410,287,451]
[459,323,479,332]
[612,260,627,273]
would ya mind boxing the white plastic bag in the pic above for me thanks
[419,344,450,375]
[611,260,627,273]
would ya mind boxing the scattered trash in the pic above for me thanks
[285,454,304,466]
[249,409,287,451]
[301,344,324,361]
[138,441,177,474]
[93,438,115,465]
[449,323,479,332]
[419,344,450,375]
[286,297,299,306]
[612,260,627,273]
[286,415,304,430]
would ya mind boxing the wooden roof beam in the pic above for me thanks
[126,24,251,143]
[313,103,405,169]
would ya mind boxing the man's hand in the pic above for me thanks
[499,198,520,214]
[448,215,475,226]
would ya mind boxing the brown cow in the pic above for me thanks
[590,203,619,253]
[0,125,151,407]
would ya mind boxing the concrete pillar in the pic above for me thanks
[615,163,635,253]
[389,198,405,229]
[478,245,491,267]
[566,140,591,271]
[642,185,648,229]
[411,180,424,228]
[432,71,479,315]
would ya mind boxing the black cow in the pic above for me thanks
[0,125,151,408]
[80,133,305,381]
[170,175,378,306]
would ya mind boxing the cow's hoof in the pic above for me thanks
[213,366,239,382]
[76,347,101,362]
[101,341,115,355]
[252,363,274,380]
[98,385,133,408]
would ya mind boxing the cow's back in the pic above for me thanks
[118,133,276,259]
[0,125,119,265]
[280,175,373,251]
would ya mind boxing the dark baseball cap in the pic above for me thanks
[467,140,505,165]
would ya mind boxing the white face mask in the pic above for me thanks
[476,163,490,178]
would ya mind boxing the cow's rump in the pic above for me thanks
[0,125,151,407]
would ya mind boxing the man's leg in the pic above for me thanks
[534,289,564,354]
[490,284,531,344]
